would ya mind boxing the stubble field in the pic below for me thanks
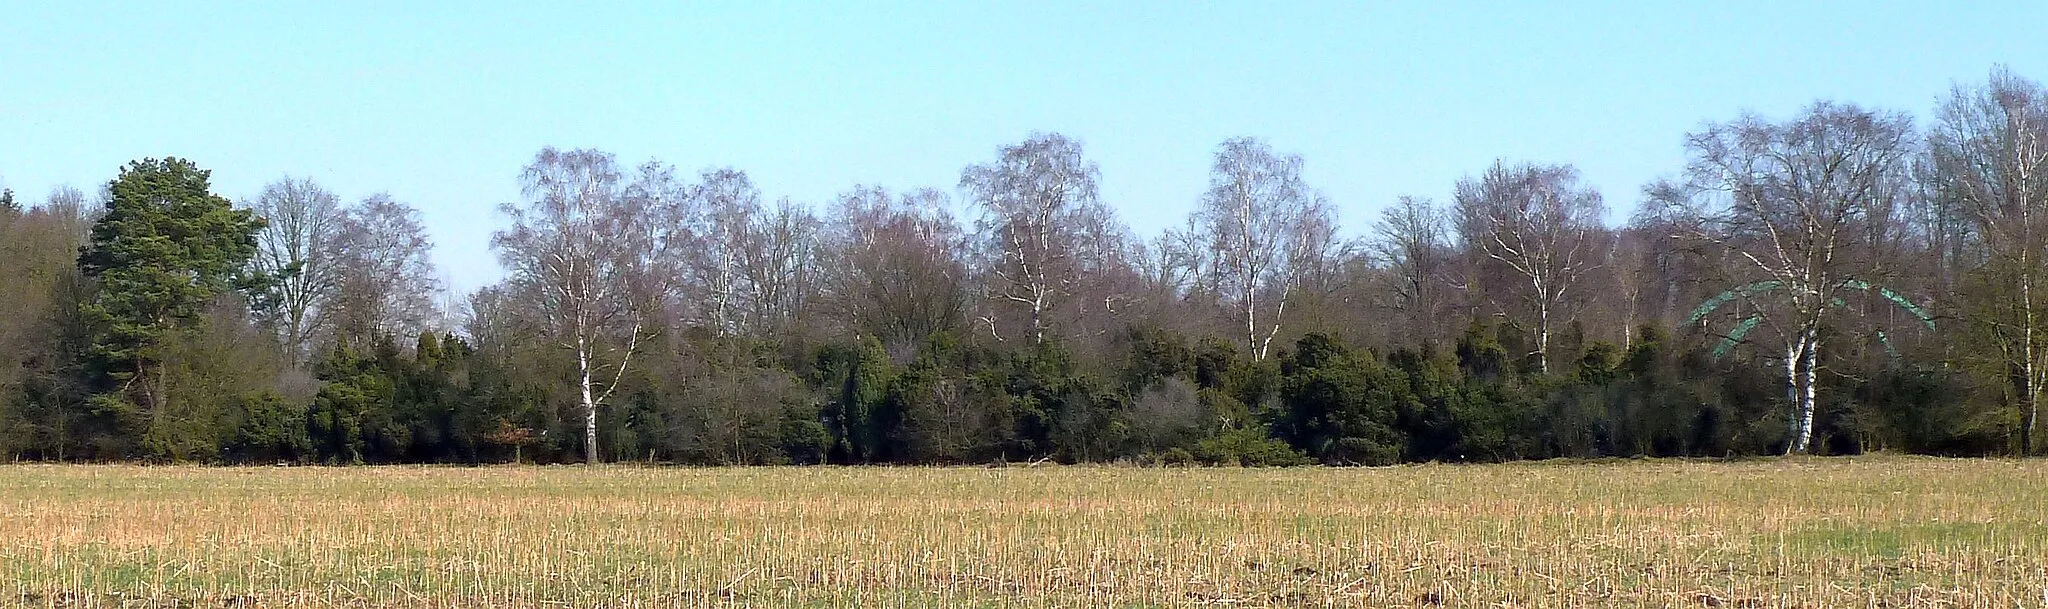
[0,457,2042,608]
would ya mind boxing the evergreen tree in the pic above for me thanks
[75,158,266,458]
[1276,334,1406,465]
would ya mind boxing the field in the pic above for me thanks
[0,458,2042,608]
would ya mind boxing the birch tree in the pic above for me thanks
[665,170,823,339]
[1453,162,1606,375]
[683,168,762,337]
[1661,102,1918,454]
[1054,192,1141,352]
[1606,227,1656,349]
[248,177,344,365]
[330,194,442,343]
[1928,67,2048,454]
[493,147,675,464]
[961,133,1104,344]
[1192,137,1334,361]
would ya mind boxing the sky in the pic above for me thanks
[4,2,2047,297]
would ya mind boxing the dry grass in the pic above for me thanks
[0,457,2042,608]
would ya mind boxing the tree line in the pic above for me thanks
[2,68,2045,465]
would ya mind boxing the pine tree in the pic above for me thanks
[76,158,266,457]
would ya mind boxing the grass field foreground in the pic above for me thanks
[1,457,2043,607]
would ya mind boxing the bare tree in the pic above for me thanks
[494,147,676,464]
[460,286,518,356]
[1454,161,1606,375]
[1192,137,1335,361]
[1141,220,1208,301]
[331,194,442,344]
[1927,67,2048,454]
[686,168,760,337]
[621,158,693,326]
[1373,195,1451,345]
[819,186,968,353]
[737,198,820,336]
[248,177,344,365]
[961,132,1104,344]
[1606,227,1656,349]
[1660,102,1919,454]
[1125,220,1233,342]
[1065,196,1142,343]
[0,187,93,457]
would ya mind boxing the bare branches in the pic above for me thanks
[248,177,345,365]
[1453,161,1607,374]
[1372,196,1453,345]
[1664,102,1917,453]
[1193,137,1334,361]
[331,194,442,345]
[494,147,675,464]
[961,133,1106,345]
[1928,67,2048,453]
[820,186,969,351]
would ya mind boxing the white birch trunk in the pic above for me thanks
[1785,326,1819,454]
[1534,293,1551,376]
[2025,251,2041,454]
[1784,339,1803,454]
[1798,333,1819,453]
[577,334,598,465]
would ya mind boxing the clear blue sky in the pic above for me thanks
[4,2,2045,297]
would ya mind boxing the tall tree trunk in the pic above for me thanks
[2013,361,2035,455]
[1255,284,1292,362]
[1535,297,1551,375]
[2024,264,2040,455]
[1784,329,1819,455]
[1799,334,1820,453]
[1245,281,1259,360]
[578,338,599,465]
[1785,328,1819,455]
[1031,291,1046,345]
[137,355,162,452]
[2019,115,2042,456]
[1784,340,1801,455]
[2029,395,2040,456]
